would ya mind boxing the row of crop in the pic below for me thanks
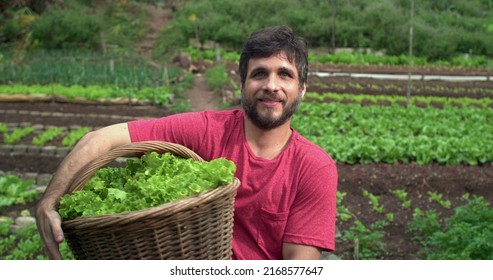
[292,101,493,165]
[336,188,493,260]
[0,123,89,147]
[1,173,490,260]
[305,91,493,110]
[0,83,175,106]
[183,45,492,69]
[0,175,73,260]
[1,51,183,88]
[310,79,493,99]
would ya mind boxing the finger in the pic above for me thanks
[44,237,63,260]
[51,220,65,243]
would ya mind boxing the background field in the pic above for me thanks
[1,0,492,260]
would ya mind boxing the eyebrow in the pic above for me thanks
[278,67,296,77]
[248,66,297,77]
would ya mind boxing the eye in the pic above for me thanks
[279,68,294,79]
[252,70,266,79]
[279,71,293,79]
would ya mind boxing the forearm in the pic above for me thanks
[282,243,321,260]
[38,123,131,208]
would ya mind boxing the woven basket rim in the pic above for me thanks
[62,177,240,230]
[60,141,240,230]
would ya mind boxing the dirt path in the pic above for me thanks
[184,74,222,111]
[136,5,172,59]
[136,4,222,112]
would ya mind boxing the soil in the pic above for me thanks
[1,4,492,260]
[2,68,492,259]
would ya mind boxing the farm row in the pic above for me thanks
[2,67,493,260]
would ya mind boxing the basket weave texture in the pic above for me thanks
[61,141,240,260]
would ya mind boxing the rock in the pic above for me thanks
[36,185,47,195]
[321,252,342,260]
[36,174,52,186]
[15,216,36,228]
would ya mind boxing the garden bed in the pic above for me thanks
[2,64,493,259]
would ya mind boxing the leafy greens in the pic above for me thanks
[59,152,236,219]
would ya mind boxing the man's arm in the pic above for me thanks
[35,123,131,259]
[282,243,322,260]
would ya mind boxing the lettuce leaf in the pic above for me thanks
[59,152,236,219]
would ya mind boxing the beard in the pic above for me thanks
[241,89,302,130]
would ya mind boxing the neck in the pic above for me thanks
[244,117,293,160]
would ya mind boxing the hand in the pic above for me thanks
[36,203,64,260]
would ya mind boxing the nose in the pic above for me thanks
[263,74,280,92]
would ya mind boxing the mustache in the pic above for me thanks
[257,93,284,102]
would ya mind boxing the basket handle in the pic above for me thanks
[67,141,204,194]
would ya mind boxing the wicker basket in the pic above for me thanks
[61,141,240,260]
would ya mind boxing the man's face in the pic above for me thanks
[241,52,306,130]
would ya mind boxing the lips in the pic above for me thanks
[258,98,282,108]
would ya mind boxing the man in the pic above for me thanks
[36,25,338,260]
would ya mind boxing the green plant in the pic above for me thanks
[362,189,385,214]
[428,191,452,209]
[32,127,63,147]
[341,219,388,260]
[406,208,442,246]
[408,196,493,260]
[59,152,236,219]
[0,123,8,134]
[336,191,353,221]
[0,175,37,211]
[0,218,74,260]
[392,189,412,209]
[61,127,89,147]
[205,64,229,92]
[3,126,34,145]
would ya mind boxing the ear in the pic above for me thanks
[301,83,306,98]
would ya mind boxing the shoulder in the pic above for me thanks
[291,130,336,168]
[202,109,243,122]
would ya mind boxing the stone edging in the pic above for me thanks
[0,94,154,106]
[0,144,72,157]
[0,108,141,122]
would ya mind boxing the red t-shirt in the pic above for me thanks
[127,110,338,259]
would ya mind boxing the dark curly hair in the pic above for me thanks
[239,26,308,91]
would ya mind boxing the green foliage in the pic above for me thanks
[30,2,103,50]
[336,191,353,221]
[341,219,389,260]
[205,65,229,92]
[99,0,148,47]
[0,219,74,260]
[392,189,412,209]
[0,50,183,88]
[3,0,493,62]
[0,175,37,211]
[0,83,174,106]
[407,197,493,260]
[61,127,89,147]
[362,189,385,214]
[293,99,493,165]
[3,126,34,145]
[0,8,37,43]
[152,0,493,61]
[406,208,442,245]
[58,152,237,219]
[0,123,8,134]
[32,127,63,147]
[428,191,452,209]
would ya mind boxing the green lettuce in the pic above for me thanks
[59,152,236,219]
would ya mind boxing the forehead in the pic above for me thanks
[247,52,298,74]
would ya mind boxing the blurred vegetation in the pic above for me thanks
[1,0,492,62]
[153,0,493,61]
